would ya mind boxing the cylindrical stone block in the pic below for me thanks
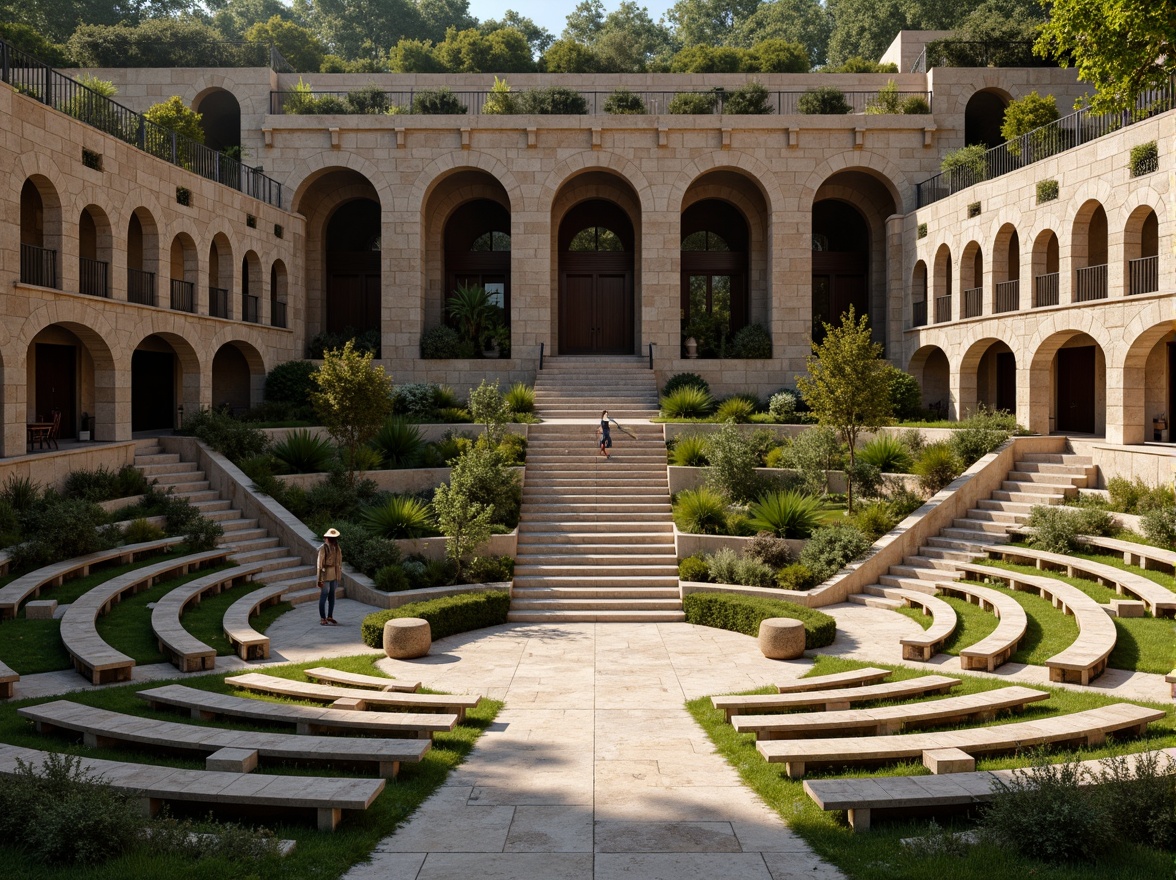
[758,617,805,660]
[383,617,432,659]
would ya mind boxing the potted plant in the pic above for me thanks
[446,283,494,353]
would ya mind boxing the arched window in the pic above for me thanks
[445,199,510,315]
[568,227,624,252]
[681,199,748,356]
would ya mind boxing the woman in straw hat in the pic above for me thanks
[317,527,343,626]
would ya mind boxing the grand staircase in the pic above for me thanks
[508,356,685,622]
[850,451,1097,608]
[133,440,320,604]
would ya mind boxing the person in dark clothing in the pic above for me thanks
[597,410,613,458]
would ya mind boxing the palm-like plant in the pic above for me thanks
[671,435,710,467]
[371,417,424,469]
[857,435,914,474]
[361,495,435,539]
[715,396,757,423]
[673,487,728,534]
[661,385,715,418]
[445,283,495,345]
[747,489,824,538]
[505,382,535,414]
[270,429,336,473]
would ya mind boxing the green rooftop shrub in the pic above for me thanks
[361,590,510,646]
[682,592,836,648]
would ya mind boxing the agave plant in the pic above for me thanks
[342,445,383,472]
[747,489,824,539]
[673,487,728,534]
[361,495,435,539]
[670,434,710,467]
[270,429,336,474]
[505,382,535,414]
[857,434,914,474]
[445,283,495,344]
[371,417,424,469]
[661,385,715,419]
[714,396,757,423]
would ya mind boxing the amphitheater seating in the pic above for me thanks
[137,684,459,738]
[731,686,1049,740]
[804,747,1176,831]
[0,537,184,620]
[59,549,230,685]
[756,703,1164,778]
[712,675,961,721]
[222,582,288,660]
[303,667,421,692]
[19,700,431,778]
[955,561,1117,685]
[1167,670,1176,699]
[893,590,958,661]
[775,668,891,693]
[226,673,482,720]
[0,742,384,831]
[934,580,1028,672]
[1068,534,1176,576]
[152,564,266,672]
[0,660,17,699]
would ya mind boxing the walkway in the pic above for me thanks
[346,622,843,880]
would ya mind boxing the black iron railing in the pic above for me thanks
[128,268,156,305]
[1128,255,1159,295]
[20,242,57,288]
[994,279,1019,313]
[271,300,287,328]
[1034,273,1060,307]
[1074,264,1108,302]
[912,300,927,327]
[934,294,952,323]
[243,294,259,323]
[170,278,195,312]
[79,256,108,297]
[209,286,229,318]
[962,286,983,318]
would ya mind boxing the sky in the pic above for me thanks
[465,0,676,42]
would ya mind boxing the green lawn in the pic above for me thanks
[0,655,502,880]
[690,655,1176,880]
[180,585,293,656]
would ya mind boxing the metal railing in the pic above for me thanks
[170,278,195,312]
[934,294,952,323]
[20,242,57,288]
[994,279,1019,313]
[911,40,1048,73]
[270,87,934,117]
[912,300,927,327]
[242,294,259,323]
[271,300,287,328]
[916,78,1175,208]
[209,286,229,318]
[962,286,983,318]
[1074,264,1108,302]
[1,37,283,208]
[127,268,156,306]
[78,256,108,297]
[1128,255,1159,295]
[1034,272,1060,307]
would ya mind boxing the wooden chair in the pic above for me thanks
[45,410,61,449]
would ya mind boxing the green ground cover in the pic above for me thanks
[690,655,1176,880]
[180,586,293,656]
[0,654,502,880]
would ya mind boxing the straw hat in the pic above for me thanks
[323,528,341,538]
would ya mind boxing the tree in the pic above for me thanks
[733,0,830,66]
[481,10,554,55]
[467,380,511,445]
[824,0,974,68]
[561,0,673,72]
[541,38,601,72]
[432,26,535,72]
[667,0,761,48]
[301,0,424,62]
[389,38,442,72]
[796,307,893,512]
[213,0,297,40]
[1000,91,1059,154]
[244,16,326,71]
[311,340,394,486]
[1036,0,1176,116]
[416,0,477,43]
[748,38,809,72]
[432,479,493,582]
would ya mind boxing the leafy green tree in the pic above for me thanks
[212,0,297,40]
[144,96,205,142]
[433,26,535,72]
[825,0,974,68]
[561,0,673,72]
[416,0,477,43]
[301,0,424,62]
[0,22,71,65]
[481,10,554,55]
[432,478,493,581]
[1000,90,1059,154]
[1036,0,1175,116]
[541,38,601,72]
[667,0,761,48]
[670,44,748,72]
[68,19,230,67]
[467,380,511,446]
[562,0,607,43]
[388,38,443,72]
[748,38,809,72]
[311,340,394,487]
[733,0,830,66]
[796,307,893,512]
[244,16,326,71]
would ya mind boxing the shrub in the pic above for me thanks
[480,76,517,114]
[361,495,435,539]
[857,435,913,474]
[420,325,475,359]
[783,427,842,496]
[467,379,511,445]
[913,442,961,494]
[799,524,872,582]
[446,440,521,528]
[796,87,850,114]
[371,417,425,468]
[747,490,823,538]
[668,92,717,114]
[1026,504,1113,553]
[270,429,336,473]
[733,555,777,587]
[1106,476,1174,514]
[951,406,1024,466]
[678,554,710,582]
[333,519,402,577]
[705,547,739,585]
[1,474,41,513]
[410,88,467,114]
[1037,179,1060,203]
[185,516,224,552]
[265,360,318,404]
[776,562,818,590]
[885,366,923,420]
[1141,506,1176,548]
[13,499,115,569]
[604,89,646,114]
[661,385,715,418]
[1130,141,1159,177]
[850,501,899,540]
[360,590,510,646]
[494,432,527,466]
[941,144,988,181]
[505,382,535,414]
[900,95,931,114]
[715,397,756,423]
[1001,91,1059,156]
[465,554,513,583]
[730,322,772,358]
[768,390,797,421]
[705,420,764,503]
[122,517,165,544]
[744,532,793,568]
[664,373,710,396]
[724,81,772,115]
[674,487,728,534]
[393,383,437,418]
[682,592,836,648]
[671,434,710,467]
[344,84,389,114]
[308,328,380,358]
[373,563,411,592]
[517,87,588,114]
[63,465,150,502]
[1092,750,1176,850]
[179,408,269,463]
[848,459,882,499]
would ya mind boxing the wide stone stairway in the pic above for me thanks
[508,356,685,623]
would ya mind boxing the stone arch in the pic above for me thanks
[991,222,1020,311]
[127,206,162,304]
[1028,327,1108,436]
[411,153,523,216]
[78,203,114,298]
[957,337,1017,416]
[539,152,656,218]
[208,232,234,318]
[20,175,63,288]
[664,153,782,215]
[1031,228,1060,306]
[130,332,203,432]
[290,155,392,215]
[1070,198,1108,301]
[908,345,951,416]
[270,259,288,327]
[800,154,907,215]
[964,88,1012,148]
[168,232,199,312]
[932,243,953,321]
[911,260,928,326]
[959,240,983,318]
[241,250,263,323]
[1123,203,1160,296]
[211,340,265,412]
[192,87,241,153]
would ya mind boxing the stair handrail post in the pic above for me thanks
[647,341,655,370]
[539,341,544,370]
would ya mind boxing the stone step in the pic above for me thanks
[1016,452,1093,465]
[523,477,669,489]
[1010,461,1095,477]
[282,586,324,606]
[990,489,1067,504]
[517,521,674,534]
[515,553,678,567]
[217,517,257,532]
[509,597,683,611]
[511,586,681,599]
[506,609,687,623]
[218,525,268,541]
[134,453,178,466]
[915,546,974,562]
[511,574,681,588]
[950,518,1011,534]
[228,546,292,566]
[222,535,281,554]
[189,494,230,509]
[522,503,672,515]
[136,461,191,477]
[902,555,963,572]
[156,478,211,494]
[514,561,680,574]
[257,565,317,588]
[966,507,1024,524]
[924,534,1007,553]
[888,564,958,582]
[1000,480,1075,497]
[515,538,676,552]
[975,498,1035,514]
[878,575,942,593]
[847,593,903,610]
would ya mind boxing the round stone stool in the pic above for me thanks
[758,617,805,660]
[383,617,431,659]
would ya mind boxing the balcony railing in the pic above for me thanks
[994,279,1019,313]
[1034,272,1060,307]
[271,300,287,328]
[935,294,952,323]
[209,286,229,318]
[1128,255,1159,295]
[1074,264,1108,302]
[78,256,108,297]
[170,279,195,312]
[912,300,927,327]
[20,242,58,288]
[127,268,156,306]
[962,286,983,318]
[243,294,259,323]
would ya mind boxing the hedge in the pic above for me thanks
[361,590,510,647]
[682,592,836,649]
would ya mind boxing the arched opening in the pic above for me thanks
[1031,229,1059,307]
[960,241,983,318]
[211,342,263,414]
[193,88,241,154]
[443,198,510,347]
[325,199,381,338]
[933,244,953,322]
[960,338,1017,416]
[26,324,114,441]
[908,345,951,417]
[20,177,61,288]
[1072,200,1108,301]
[1122,322,1176,444]
[964,89,1009,149]
[241,251,262,323]
[1030,331,1106,435]
[1125,206,1159,296]
[680,199,749,357]
[911,260,928,326]
[78,205,112,298]
[131,334,198,432]
[208,233,233,318]
[992,224,1020,312]
[127,208,159,306]
[270,260,288,328]
[169,233,198,313]
[557,198,635,354]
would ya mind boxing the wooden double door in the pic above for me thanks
[559,253,633,355]
[1056,346,1095,434]
[326,252,380,336]
[811,252,868,339]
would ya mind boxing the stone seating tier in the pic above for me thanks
[303,667,421,692]
[225,673,481,721]
[0,660,17,699]
[893,590,959,662]
[152,563,266,672]
[775,668,891,693]
[222,582,289,660]
[933,580,1028,672]
[712,675,961,721]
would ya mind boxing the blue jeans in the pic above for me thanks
[319,580,338,619]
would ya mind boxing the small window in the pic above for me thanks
[682,231,730,252]
[471,231,511,252]
[569,227,624,252]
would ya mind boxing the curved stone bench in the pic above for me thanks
[757,702,1166,778]
[712,675,961,721]
[0,659,17,699]
[222,582,289,660]
[152,563,265,672]
[1065,533,1176,576]
[0,742,384,832]
[934,580,1028,672]
[304,667,421,693]
[892,590,958,662]
[60,549,229,685]
[776,667,891,694]
[0,536,183,620]
[137,684,459,738]
[20,700,431,779]
[957,561,1118,685]
[226,672,481,721]
[1167,670,1176,699]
